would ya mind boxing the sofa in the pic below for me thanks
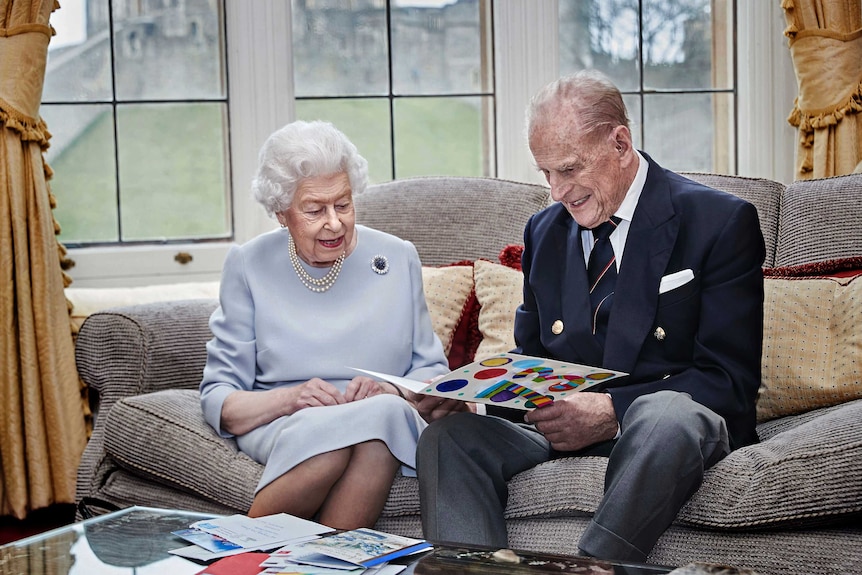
[72,174,862,575]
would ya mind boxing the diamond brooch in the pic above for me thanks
[371,255,389,275]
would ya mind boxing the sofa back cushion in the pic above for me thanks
[775,173,862,267]
[681,172,783,268]
[355,176,551,266]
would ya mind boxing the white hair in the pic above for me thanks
[251,120,369,217]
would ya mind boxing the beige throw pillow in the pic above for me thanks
[421,265,475,355]
[758,274,862,421]
[473,259,523,358]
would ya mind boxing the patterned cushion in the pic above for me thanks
[421,265,475,357]
[472,259,523,358]
[758,272,862,421]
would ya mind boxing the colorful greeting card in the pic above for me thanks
[352,353,627,410]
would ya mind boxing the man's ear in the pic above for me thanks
[610,125,632,154]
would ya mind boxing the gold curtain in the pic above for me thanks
[0,0,86,519]
[783,0,862,179]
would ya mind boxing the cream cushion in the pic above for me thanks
[66,282,221,333]
[473,259,523,358]
[757,274,862,422]
[420,265,475,355]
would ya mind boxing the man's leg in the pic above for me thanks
[417,412,550,547]
[579,391,730,562]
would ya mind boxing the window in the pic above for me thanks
[43,0,231,247]
[49,0,791,287]
[558,0,736,174]
[291,0,495,182]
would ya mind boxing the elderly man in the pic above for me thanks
[415,70,765,562]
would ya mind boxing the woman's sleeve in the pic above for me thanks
[403,241,451,381]
[199,244,257,437]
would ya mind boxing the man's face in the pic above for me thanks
[529,120,631,230]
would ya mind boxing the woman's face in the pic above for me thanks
[279,172,357,268]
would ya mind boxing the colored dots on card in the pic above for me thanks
[474,368,509,380]
[435,379,469,392]
[479,357,513,368]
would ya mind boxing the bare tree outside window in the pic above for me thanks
[559,0,735,174]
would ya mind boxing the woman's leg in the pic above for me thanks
[248,447,351,518]
[317,440,400,530]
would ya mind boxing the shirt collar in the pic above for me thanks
[614,149,648,223]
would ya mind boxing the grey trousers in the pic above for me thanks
[416,390,730,563]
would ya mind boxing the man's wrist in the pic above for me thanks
[605,393,621,440]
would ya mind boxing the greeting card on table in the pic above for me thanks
[352,353,627,410]
[294,528,431,568]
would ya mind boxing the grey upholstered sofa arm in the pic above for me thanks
[76,299,218,420]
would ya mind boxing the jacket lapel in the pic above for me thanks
[604,156,679,373]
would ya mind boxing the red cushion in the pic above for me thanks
[764,256,862,279]
[499,244,524,271]
[438,260,482,369]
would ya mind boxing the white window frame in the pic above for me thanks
[65,0,795,288]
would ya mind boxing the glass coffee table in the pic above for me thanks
[0,506,217,575]
[0,506,676,575]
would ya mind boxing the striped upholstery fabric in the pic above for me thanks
[356,176,551,266]
[775,173,862,267]
[681,172,784,268]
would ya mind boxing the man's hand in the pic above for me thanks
[409,391,475,422]
[524,392,618,452]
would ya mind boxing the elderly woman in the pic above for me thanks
[200,120,449,529]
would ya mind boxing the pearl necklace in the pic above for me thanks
[288,234,345,293]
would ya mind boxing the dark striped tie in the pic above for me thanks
[587,216,621,346]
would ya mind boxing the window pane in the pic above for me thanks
[642,92,735,173]
[391,0,490,95]
[44,0,112,102]
[295,99,393,184]
[622,94,642,150]
[116,103,230,241]
[393,96,492,178]
[559,0,641,91]
[112,0,226,101]
[642,0,730,90]
[292,1,389,97]
[43,104,118,244]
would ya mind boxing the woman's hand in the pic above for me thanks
[293,377,346,410]
[344,376,393,402]
[220,378,344,436]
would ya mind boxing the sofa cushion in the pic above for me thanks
[421,264,475,359]
[679,398,862,529]
[355,176,550,267]
[103,388,260,512]
[774,173,862,267]
[758,272,862,421]
[681,172,783,268]
[473,259,523,358]
[379,400,862,531]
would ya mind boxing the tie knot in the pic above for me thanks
[590,216,621,241]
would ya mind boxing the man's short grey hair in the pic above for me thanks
[251,120,369,217]
[526,69,630,143]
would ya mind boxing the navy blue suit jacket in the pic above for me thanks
[514,154,765,449]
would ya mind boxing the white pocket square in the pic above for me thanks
[659,269,695,294]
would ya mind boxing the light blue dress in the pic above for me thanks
[200,225,449,492]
